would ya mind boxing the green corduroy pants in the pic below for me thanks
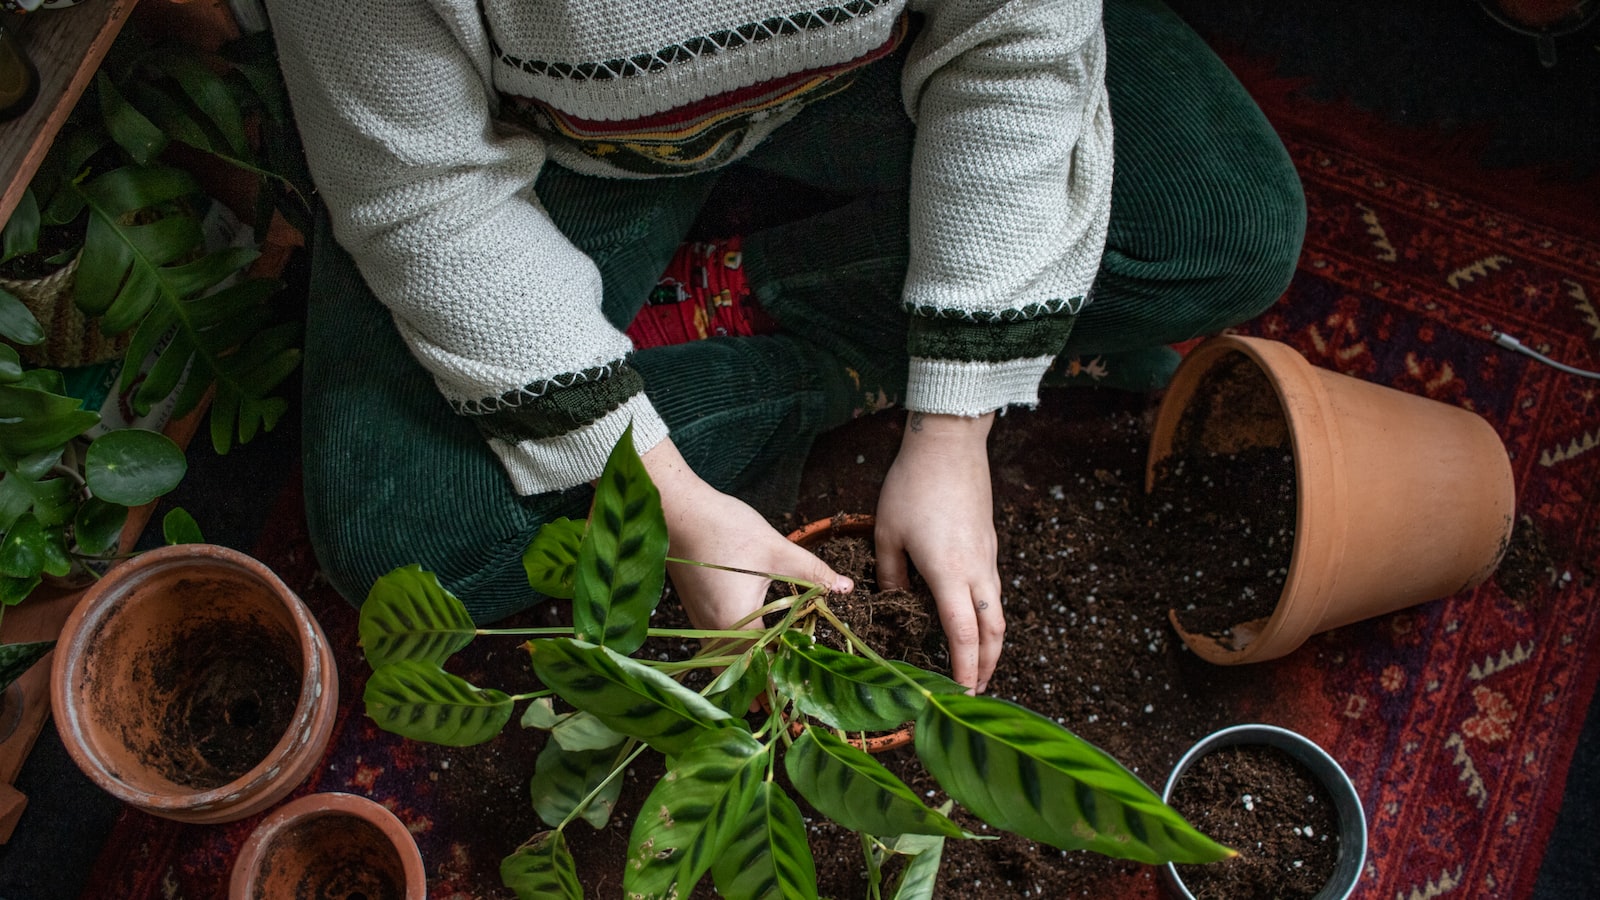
[300,0,1306,621]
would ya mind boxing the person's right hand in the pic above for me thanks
[641,439,852,636]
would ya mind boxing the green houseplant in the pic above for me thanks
[0,26,303,686]
[357,427,1236,899]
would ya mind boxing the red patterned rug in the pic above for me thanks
[76,109,1600,900]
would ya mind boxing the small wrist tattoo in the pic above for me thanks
[909,412,925,432]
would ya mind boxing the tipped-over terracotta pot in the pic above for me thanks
[1147,335,1515,665]
[229,792,426,900]
[786,513,915,753]
[50,544,338,823]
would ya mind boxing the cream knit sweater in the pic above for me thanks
[266,0,1112,494]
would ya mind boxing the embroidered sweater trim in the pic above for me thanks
[490,394,670,496]
[467,364,645,443]
[907,305,1079,364]
[501,14,907,174]
[489,0,888,81]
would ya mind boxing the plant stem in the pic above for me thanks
[812,598,933,696]
[665,556,825,592]
[555,740,648,833]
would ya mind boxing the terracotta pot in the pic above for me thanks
[1160,723,1367,900]
[229,792,426,900]
[1146,335,1515,665]
[50,544,338,824]
[786,514,915,753]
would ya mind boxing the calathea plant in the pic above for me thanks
[357,426,1234,899]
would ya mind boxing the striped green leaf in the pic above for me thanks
[530,740,624,829]
[784,727,964,838]
[551,710,626,752]
[523,516,583,599]
[521,696,561,730]
[710,781,818,900]
[914,693,1234,865]
[625,728,765,899]
[526,637,737,757]
[573,424,667,654]
[772,632,963,732]
[706,647,770,717]
[500,831,582,900]
[0,640,54,689]
[883,826,940,896]
[363,659,513,746]
[359,565,476,670]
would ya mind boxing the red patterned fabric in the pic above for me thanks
[76,107,1600,900]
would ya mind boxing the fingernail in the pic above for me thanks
[833,576,853,593]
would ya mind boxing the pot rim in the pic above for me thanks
[49,543,336,817]
[1159,723,1367,900]
[228,791,427,900]
[785,514,916,753]
[1146,334,1347,665]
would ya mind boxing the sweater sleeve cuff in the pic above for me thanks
[904,355,1056,417]
[487,393,670,496]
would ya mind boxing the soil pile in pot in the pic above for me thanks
[152,616,301,789]
[1168,745,1342,899]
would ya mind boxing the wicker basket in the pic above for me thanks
[0,253,131,369]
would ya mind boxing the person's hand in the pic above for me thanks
[875,411,1002,693]
[641,439,852,637]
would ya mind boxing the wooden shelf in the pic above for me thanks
[0,0,141,228]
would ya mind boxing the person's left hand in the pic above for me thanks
[875,411,1003,693]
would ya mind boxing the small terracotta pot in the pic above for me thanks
[1160,723,1367,900]
[50,544,338,823]
[229,792,426,900]
[1147,335,1515,665]
[786,514,915,753]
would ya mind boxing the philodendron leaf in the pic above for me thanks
[0,383,99,459]
[572,423,667,654]
[83,428,187,506]
[705,647,770,717]
[625,728,765,899]
[0,575,39,607]
[526,637,737,757]
[529,739,624,829]
[162,507,204,545]
[0,514,71,581]
[773,632,964,733]
[0,640,55,689]
[915,692,1234,865]
[363,659,513,746]
[0,289,43,348]
[73,496,128,557]
[523,516,583,599]
[359,565,477,669]
[500,831,582,900]
[784,726,965,839]
[710,780,819,900]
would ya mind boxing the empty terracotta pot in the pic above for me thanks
[1147,335,1515,665]
[50,544,337,823]
[229,792,426,900]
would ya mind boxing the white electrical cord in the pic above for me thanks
[1491,330,1600,380]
